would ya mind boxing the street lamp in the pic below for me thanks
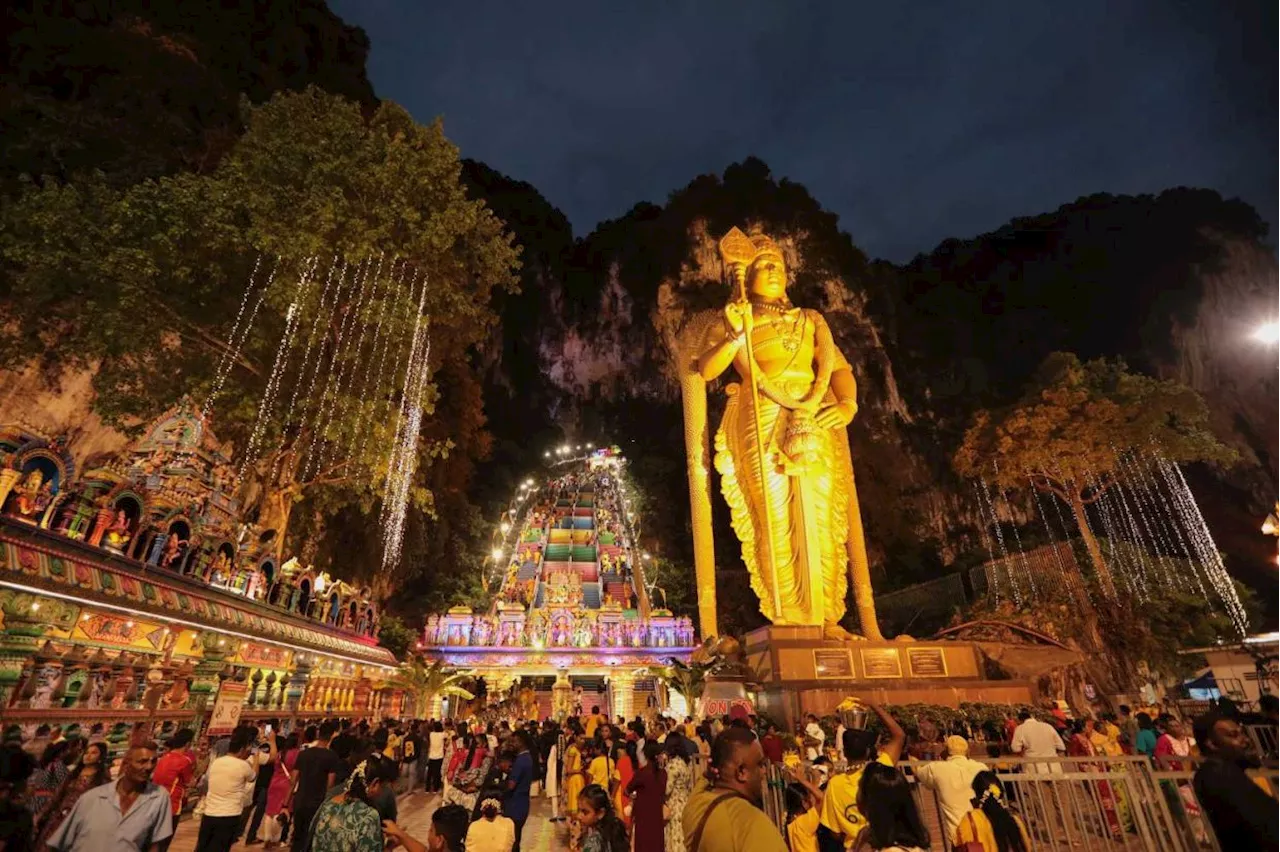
[491,547,503,560]
[500,522,511,533]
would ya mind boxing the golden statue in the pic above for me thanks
[678,227,883,640]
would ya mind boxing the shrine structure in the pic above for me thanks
[421,448,698,719]
[0,402,401,744]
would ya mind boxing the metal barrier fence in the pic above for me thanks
[686,752,1280,849]
[679,750,1277,852]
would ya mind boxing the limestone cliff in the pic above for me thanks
[468,165,1278,627]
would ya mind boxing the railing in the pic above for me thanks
[681,750,1279,852]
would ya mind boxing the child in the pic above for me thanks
[464,797,515,852]
[784,770,825,852]
[576,784,628,852]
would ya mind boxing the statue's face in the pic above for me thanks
[748,253,787,300]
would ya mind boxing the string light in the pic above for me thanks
[238,256,318,480]
[199,255,274,447]
[274,252,344,476]
[354,258,409,458]
[321,251,385,465]
[379,275,432,571]
[314,253,379,473]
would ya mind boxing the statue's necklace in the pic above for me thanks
[752,301,804,352]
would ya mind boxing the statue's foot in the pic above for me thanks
[823,623,865,642]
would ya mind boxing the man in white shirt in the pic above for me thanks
[912,736,988,841]
[426,721,447,793]
[803,714,826,761]
[1010,710,1066,774]
[199,725,258,852]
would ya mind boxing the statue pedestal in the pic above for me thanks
[743,626,1033,732]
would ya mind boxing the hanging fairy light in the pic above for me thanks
[378,275,432,571]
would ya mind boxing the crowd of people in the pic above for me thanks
[0,695,1274,852]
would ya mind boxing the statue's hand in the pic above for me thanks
[815,400,857,429]
[723,300,752,336]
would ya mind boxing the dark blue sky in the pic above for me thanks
[331,0,1276,261]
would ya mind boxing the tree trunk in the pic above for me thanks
[1070,494,1115,598]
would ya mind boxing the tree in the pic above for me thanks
[955,352,1235,597]
[392,657,475,719]
[377,614,418,661]
[648,659,711,717]
[0,87,520,571]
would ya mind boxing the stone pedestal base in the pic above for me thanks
[743,625,1033,731]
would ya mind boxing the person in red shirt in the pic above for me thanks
[760,723,784,764]
[151,728,197,852]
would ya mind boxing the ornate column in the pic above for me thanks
[285,659,313,713]
[146,533,169,566]
[0,469,21,513]
[608,670,637,721]
[262,671,277,709]
[551,671,572,722]
[16,640,58,708]
[248,669,264,707]
[86,506,115,547]
[190,632,237,716]
[0,593,74,707]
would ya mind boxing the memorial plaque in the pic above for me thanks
[907,647,948,678]
[860,647,903,679]
[813,649,854,679]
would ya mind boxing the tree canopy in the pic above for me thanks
[955,351,1236,599]
[0,87,520,579]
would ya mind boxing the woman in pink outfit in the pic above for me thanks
[262,734,298,848]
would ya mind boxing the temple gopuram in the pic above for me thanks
[0,402,401,745]
[421,448,697,719]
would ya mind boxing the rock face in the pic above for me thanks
[1,0,375,189]
[468,163,1278,627]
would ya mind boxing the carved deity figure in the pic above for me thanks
[681,228,883,640]
[103,510,134,553]
[9,470,52,522]
[160,535,186,569]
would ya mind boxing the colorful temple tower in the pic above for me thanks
[421,448,697,719]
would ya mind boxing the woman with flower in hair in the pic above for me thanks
[465,796,515,852]
[308,758,388,852]
[953,771,1030,852]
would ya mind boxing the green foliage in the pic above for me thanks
[956,352,1236,490]
[0,87,519,576]
[649,659,711,710]
[392,657,475,718]
[377,614,418,661]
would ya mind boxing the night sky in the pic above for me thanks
[331,0,1277,261]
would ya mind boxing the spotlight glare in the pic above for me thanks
[1253,321,1279,344]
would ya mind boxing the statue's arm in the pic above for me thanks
[696,318,745,382]
[816,314,859,429]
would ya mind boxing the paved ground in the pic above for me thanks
[168,790,568,852]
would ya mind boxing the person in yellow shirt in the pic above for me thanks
[587,741,613,789]
[953,770,1031,852]
[682,728,788,852]
[384,728,403,761]
[584,706,604,741]
[819,701,906,850]
[783,769,825,852]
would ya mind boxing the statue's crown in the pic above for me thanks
[718,226,784,267]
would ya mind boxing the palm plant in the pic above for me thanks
[392,657,475,718]
[648,658,711,717]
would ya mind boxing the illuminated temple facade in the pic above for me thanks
[0,403,401,741]
[422,448,697,719]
